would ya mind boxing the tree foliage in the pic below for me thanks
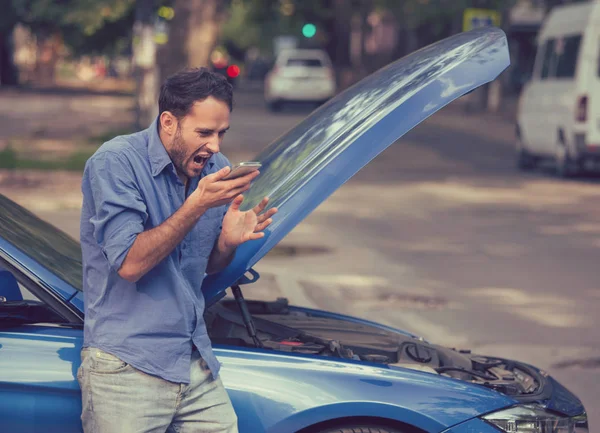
[221,0,517,62]
[5,0,136,56]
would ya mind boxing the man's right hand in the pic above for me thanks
[190,166,260,214]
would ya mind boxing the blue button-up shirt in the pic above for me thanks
[80,118,230,383]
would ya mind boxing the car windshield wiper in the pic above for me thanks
[0,301,66,327]
[0,315,46,327]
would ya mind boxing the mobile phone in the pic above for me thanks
[222,162,262,180]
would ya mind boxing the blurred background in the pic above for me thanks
[0,0,561,123]
[1,0,599,428]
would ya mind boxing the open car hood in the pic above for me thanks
[202,27,510,305]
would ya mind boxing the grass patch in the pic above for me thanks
[0,145,95,171]
[0,126,135,172]
[88,127,135,145]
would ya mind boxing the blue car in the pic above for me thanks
[0,28,589,433]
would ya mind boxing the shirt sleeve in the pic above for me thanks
[85,151,148,272]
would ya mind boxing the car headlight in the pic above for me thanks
[482,405,588,432]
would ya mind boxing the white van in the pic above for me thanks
[516,0,600,176]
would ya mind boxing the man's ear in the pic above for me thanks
[159,111,178,136]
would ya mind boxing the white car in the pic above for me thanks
[264,49,336,111]
[516,1,600,177]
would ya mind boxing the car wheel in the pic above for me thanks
[555,141,578,178]
[317,426,404,433]
[267,100,282,112]
[515,126,538,171]
[516,135,536,171]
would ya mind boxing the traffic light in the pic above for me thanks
[226,65,240,79]
[302,23,317,38]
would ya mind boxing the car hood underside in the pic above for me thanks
[206,297,585,417]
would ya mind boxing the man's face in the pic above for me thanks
[165,96,230,180]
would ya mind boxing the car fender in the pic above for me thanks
[265,401,441,433]
[218,348,515,433]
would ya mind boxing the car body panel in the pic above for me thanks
[218,348,516,433]
[69,290,84,311]
[203,27,510,306]
[545,376,586,416]
[0,325,83,433]
[0,323,518,433]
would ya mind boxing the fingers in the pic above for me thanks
[207,166,231,181]
[247,232,266,241]
[222,169,260,188]
[227,183,252,200]
[254,218,273,233]
[205,168,259,189]
[256,208,277,224]
[252,197,270,214]
[256,203,278,221]
[230,194,244,211]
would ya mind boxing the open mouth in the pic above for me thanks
[192,154,210,167]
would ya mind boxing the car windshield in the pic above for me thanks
[0,195,83,291]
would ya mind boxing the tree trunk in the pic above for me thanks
[486,1,514,113]
[0,28,19,86]
[349,0,371,85]
[133,0,159,129]
[187,0,221,68]
[158,0,224,83]
[330,0,352,90]
[33,30,60,86]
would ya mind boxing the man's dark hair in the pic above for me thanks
[158,67,233,119]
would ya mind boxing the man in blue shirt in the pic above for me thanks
[78,68,276,433]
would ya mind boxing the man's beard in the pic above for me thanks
[169,126,189,178]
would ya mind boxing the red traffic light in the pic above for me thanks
[227,65,240,78]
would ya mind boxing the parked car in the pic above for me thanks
[516,1,600,177]
[0,28,588,433]
[264,49,336,111]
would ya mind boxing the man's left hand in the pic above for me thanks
[219,195,277,250]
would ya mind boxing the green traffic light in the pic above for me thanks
[302,23,317,38]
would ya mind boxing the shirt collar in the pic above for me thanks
[148,117,216,177]
[148,117,173,177]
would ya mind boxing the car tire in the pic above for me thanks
[555,141,578,178]
[516,147,536,171]
[317,426,404,433]
[267,100,282,112]
[515,131,536,171]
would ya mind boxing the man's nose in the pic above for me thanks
[206,137,220,154]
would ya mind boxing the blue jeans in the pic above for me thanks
[77,348,238,433]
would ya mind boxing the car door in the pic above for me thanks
[538,38,561,155]
[550,35,581,154]
[519,39,548,154]
[0,260,84,433]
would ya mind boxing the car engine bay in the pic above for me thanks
[206,296,545,400]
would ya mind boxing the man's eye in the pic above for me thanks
[199,131,211,137]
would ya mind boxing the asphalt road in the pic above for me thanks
[21,88,599,427]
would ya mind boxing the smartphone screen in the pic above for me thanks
[222,162,262,180]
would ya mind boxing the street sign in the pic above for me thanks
[463,8,501,32]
